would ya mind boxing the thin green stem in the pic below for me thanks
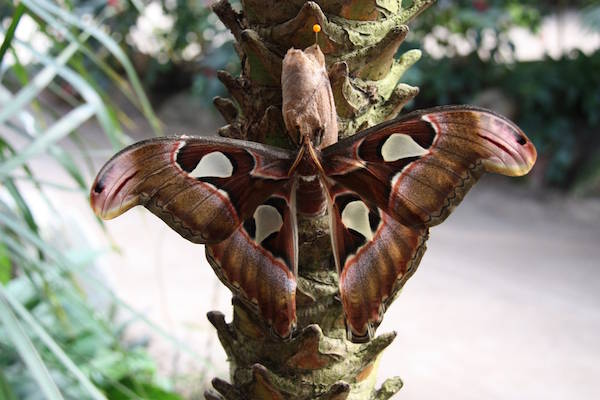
[0,3,26,66]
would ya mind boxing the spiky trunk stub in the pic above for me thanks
[206,1,435,399]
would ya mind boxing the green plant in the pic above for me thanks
[74,0,241,104]
[0,1,192,398]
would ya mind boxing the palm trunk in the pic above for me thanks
[205,1,435,399]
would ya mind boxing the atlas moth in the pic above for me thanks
[90,24,536,342]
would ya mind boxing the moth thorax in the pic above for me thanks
[297,175,327,216]
[281,45,338,149]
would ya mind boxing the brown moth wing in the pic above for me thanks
[91,136,294,244]
[206,182,298,339]
[282,44,338,148]
[322,105,537,228]
[324,182,428,342]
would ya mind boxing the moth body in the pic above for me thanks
[282,45,337,217]
[90,42,537,342]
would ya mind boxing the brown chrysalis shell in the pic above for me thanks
[281,44,338,148]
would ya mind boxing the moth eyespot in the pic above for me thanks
[515,134,527,145]
[93,180,104,194]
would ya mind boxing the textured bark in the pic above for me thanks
[206,1,435,399]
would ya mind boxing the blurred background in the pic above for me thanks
[0,0,599,399]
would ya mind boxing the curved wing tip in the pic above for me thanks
[511,122,537,174]
[89,177,133,220]
[510,136,538,176]
[485,119,538,177]
[89,195,118,220]
[522,141,538,175]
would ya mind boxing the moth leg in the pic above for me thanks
[313,127,325,147]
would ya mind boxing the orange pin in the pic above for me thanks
[313,23,321,44]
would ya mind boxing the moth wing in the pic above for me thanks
[322,106,537,228]
[206,181,298,339]
[91,136,295,244]
[324,182,427,342]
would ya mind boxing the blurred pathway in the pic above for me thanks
[378,179,600,400]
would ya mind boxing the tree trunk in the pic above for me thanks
[205,1,435,399]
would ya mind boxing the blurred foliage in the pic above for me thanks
[95,0,239,104]
[0,0,196,398]
[412,0,599,35]
[582,3,600,33]
[403,0,600,191]
[0,0,239,105]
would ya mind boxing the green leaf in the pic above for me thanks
[105,379,183,400]
[0,103,96,176]
[0,35,126,148]
[0,369,18,400]
[1,178,39,235]
[0,288,65,400]
[23,0,163,136]
[0,242,10,284]
[0,285,108,400]
[0,3,26,66]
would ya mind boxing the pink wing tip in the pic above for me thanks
[474,111,538,176]
[89,167,136,220]
[519,136,538,175]
[495,123,538,176]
